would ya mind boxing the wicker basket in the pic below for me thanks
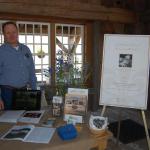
[89,115,108,136]
[89,127,106,136]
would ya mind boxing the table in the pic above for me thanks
[0,110,112,150]
[0,123,112,150]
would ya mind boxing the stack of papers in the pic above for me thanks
[0,110,25,123]
[18,110,45,124]
[0,110,45,124]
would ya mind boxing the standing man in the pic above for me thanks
[0,21,37,110]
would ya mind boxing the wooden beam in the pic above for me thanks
[0,1,137,23]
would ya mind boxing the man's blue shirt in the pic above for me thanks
[0,43,37,89]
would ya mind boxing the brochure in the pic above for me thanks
[64,93,88,123]
[1,125,55,144]
[0,110,25,123]
[18,110,45,124]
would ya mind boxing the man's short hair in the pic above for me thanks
[2,21,18,33]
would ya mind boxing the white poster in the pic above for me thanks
[100,34,150,110]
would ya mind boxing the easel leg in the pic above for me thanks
[101,105,106,116]
[141,110,150,150]
[116,109,122,145]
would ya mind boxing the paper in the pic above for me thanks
[0,110,25,123]
[25,127,55,143]
[1,125,55,144]
[18,110,45,124]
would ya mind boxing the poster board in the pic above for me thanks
[100,34,150,110]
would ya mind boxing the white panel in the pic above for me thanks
[100,34,150,110]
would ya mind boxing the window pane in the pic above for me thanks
[27,35,33,43]
[42,36,48,44]
[35,65,42,70]
[27,44,34,53]
[64,44,68,49]
[63,26,69,35]
[70,26,75,35]
[43,65,49,70]
[76,64,82,71]
[56,36,62,43]
[42,25,48,34]
[56,45,61,53]
[76,45,82,53]
[69,36,75,45]
[43,55,49,64]
[34,35,41,43]
[63,37,68,44]
[18,24,25,33]
[76,27,81,35]
[27,24,33,33]
[34,24,41,34]
[42,45,49,53]
[36,74,42,81]
[78,37,82,44]
[75,55,82,63]
[77,36,82,44]
[35,56,42,64]
[19,35,25,43]
[34,44,42,53]
[56,26,62,35]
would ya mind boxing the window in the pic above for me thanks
[55,24,84,85]
[0,21,85,86]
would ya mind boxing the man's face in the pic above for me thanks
[3,24,18,46]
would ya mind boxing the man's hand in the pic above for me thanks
[0,100,4,110]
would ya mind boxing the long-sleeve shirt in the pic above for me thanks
[0,43,37,89]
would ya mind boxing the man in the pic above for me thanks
[0,21,37,110]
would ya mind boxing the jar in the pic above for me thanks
[52,96,63,117]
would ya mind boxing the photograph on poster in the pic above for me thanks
[119,54,132,68]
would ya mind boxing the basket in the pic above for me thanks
[89,127,106,136]
[89,115,108,136]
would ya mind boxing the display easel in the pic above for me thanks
[101,105,150,150]
[99,34,150,149]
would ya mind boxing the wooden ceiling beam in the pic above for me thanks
[0,1,137,23]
